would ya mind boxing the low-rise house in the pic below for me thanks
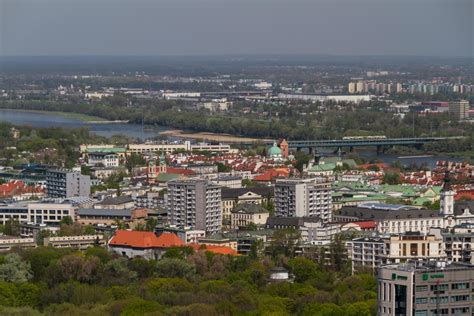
[108,230,185,260]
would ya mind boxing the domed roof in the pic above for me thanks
[268,142,282,157]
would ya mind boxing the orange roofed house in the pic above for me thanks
[108,230,184,260]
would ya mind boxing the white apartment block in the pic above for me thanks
[167,180,222,234]
[274,177,332,222]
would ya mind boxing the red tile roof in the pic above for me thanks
[109,230,184,248]
[352,221,377,230]
[188,243,238,256]
[455,190,474,201]
[166,167,196,176]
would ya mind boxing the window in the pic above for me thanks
[451,307,469,315]
[451,295,469,302]
[415,311,427,316]
[416,285,428,292]
[451,283,469,290]
[430,284,448,291]
[430,296,448,304]
[415,297,428,304]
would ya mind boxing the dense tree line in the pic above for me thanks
[0,236,377,315]
[0,123,105,167]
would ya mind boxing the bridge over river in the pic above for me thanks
[242,136,464,153]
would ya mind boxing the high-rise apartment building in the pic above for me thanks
[448,100,470,121]
[348,82,356,94]
[378,262,473,316]
[46,169,91,198]
[274,177,332,222]
[167,179,222,234]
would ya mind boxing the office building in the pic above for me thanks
[167,179,222,234]
[448,100,470,121]
[378,261,473,316]
[46,169,91,198]
[274,178,332,222]
[0,202,75,225]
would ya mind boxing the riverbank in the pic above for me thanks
[159,129,271,143]
[1,109,107,122]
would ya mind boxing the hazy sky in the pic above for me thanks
[1,0,472,57]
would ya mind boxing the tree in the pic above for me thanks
[268,228,301,258]
[155,258,196,280]
[145,217,158,232]
[383,172,402,185]
[3,219,20,236]
[0,253,33,283]
[60,216,73,226]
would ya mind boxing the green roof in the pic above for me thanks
[309,163,336,172]
[86,147,126,153]
[157,173,181,182]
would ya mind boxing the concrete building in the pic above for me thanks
[211,176,242,189]
[448,100,470,121]
[0,202,75,225]
[230,203,269,230]
[221,187,274,223]
[44,235,105,249]
[274,177,332,222]
[190,142,232,153]
[46,169,91,198]
[94,196,135,210]
[439,223,474,265]
[0,237,36,252]
[127,141,191,155]
[87,152,120,167]
[378,261,473,316]
[385,232,444,264]
[167,179,222,234]
[75,208,147,226]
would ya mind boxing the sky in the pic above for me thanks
[1,0,472,57]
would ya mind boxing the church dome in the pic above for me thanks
[268,142,282,157]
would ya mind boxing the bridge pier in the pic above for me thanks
[349,146,354,153]
[308,147,313,154]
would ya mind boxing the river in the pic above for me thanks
[0,109,467,168]
[0,109,169,140]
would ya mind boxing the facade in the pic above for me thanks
[378,262,473,316]
[87,152,120,167]
[346,237,386,274]
[440,224,474,265]
[127,141,191,155]
[274,177,332,222]
[167,179,222,234]
[190,143,232,153]
[385,233,444,264]
[44,235,105,249]
[109,230,185,260]
[230,203,269,230]
[0,237,36,252]
[211,176,242,189]
[46,169,91,198]
[221,187,274,222]
[76,208,147,226]
[94,196,135,210]
[0,202,75,225]
[448,100,470,121]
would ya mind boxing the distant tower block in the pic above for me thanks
[279,139,289,158]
